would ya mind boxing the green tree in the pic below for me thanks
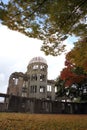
[55,77,65,98]
[0,0,87,55]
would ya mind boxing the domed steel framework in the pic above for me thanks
[29,57,47,64]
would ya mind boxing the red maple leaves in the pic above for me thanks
[60,60,86,87]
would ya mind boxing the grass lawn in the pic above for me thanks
[0,113,87,130]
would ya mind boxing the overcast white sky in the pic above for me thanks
[0,24,75,94]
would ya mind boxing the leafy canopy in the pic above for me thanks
[66,37,87,72]
[0,0,87,55]
[55,59,87,101]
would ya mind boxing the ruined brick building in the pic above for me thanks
[4,57,57,113]
[1,57,87,113]
[7,57,56,100]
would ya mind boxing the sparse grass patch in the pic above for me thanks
[0,113,87,130]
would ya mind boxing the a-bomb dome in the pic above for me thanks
[29,56,47,64]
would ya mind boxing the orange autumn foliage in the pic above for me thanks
[60,60,86,87]
[66,37,87,72]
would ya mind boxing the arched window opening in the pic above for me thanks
[13,78,18,85]
[40,86,45,93]
[40,65,46,71]
[31,74,37,81]
[33,65,38,70]
[30,85,37,93]
[40,74,46,82]
[47,85,52,92]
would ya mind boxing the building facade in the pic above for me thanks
[7,57,56,101]
[2,57,87,113]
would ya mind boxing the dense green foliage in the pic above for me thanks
[0,0,87,55]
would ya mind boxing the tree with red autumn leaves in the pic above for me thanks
[55,37,87,101]
[60,60,86,87]
[61,37,87,87]
[55,59,87,102]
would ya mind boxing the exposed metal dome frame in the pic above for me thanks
[29,57,47,64]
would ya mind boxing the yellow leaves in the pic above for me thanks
[66,37,87,72]
[0,0,87,56]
